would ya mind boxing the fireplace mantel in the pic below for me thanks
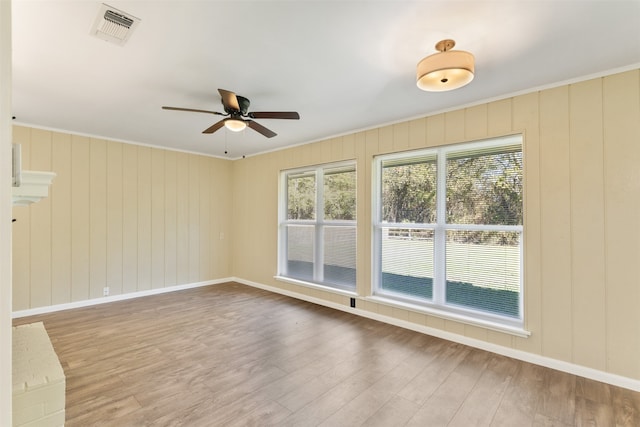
[12,171,56,207]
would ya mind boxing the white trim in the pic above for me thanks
[274,275,357,297]
[11,278,232,319]
[10,122,228,160]
[279,159,357,176]
[434,149,446,306]
[0,1,12,425]
[364,295,528,337]
[235,277,640,393]
[316,168,325,283]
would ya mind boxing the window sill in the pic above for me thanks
[272,276,529,338]
[274,275,357,298]
[364,295,531,338]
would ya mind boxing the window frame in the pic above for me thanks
[372,135,524,329]
[278,160,357,292]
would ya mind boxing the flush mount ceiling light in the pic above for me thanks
[417,39,475,92]
[224,118,247,132]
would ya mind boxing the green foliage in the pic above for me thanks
[287,174,315,219]
[382,162,436,223]
[446,151,522,245]
[382,148,522,245]
[287,169,357,221]
[485,152,523,226]
[324,170,356,220]
[287,148,522,247]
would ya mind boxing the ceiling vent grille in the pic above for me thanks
[91,4,140,46]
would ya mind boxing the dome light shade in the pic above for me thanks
[224,118,247,132]
[417,39,474,92]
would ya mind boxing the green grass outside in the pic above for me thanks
[380,272,519,318]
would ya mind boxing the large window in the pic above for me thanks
[279,162,356,291]
[374,135,523,326]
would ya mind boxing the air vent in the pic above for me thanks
[91,4,140,46]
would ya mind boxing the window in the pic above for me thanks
[374,135,523,327]
[279,162,356,291]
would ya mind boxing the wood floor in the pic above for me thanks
[13,282,640,426]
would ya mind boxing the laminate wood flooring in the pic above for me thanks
[13,282,640,426]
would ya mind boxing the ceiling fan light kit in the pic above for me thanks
[417,39,475,92]
[224,118,247,132]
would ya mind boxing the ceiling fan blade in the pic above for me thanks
[202,119,226,134]
[162,106,225,116]
[246,120,277,138]
[218,89,240,112]
[248,111,300,120]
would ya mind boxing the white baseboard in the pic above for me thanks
[11,278,233,319]
[233,277,640,392]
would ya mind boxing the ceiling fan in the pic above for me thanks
[162,89,300,138]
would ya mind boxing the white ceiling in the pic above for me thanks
[11,1,640,159]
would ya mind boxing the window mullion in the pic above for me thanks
[279,172,288,276]
[315,169,324,283]
[434,152,447,306]
[372,158,381,295]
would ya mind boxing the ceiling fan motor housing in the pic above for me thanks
[237,96,250,115]
[222,95,251,115]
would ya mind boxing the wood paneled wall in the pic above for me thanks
[11,69,640,382]
[12,128,232,310]
[231,69,640,381]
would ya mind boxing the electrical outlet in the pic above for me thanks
[103,287,110,296]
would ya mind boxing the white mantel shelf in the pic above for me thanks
[12,171,56,207]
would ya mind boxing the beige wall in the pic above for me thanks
[12,127,232,310]
[231,69,640,381]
